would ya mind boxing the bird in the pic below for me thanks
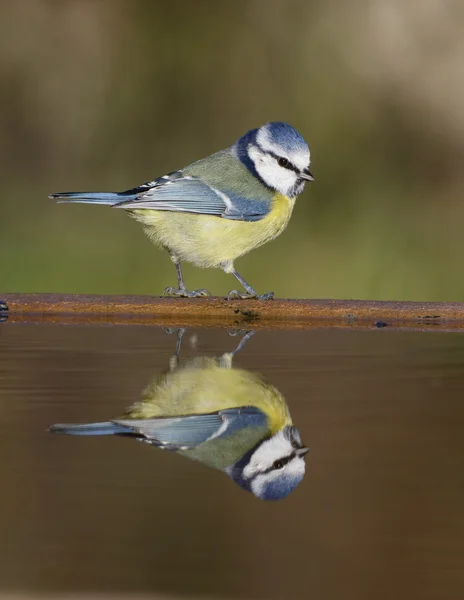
[49,330,309,500]
[50,122,313,299]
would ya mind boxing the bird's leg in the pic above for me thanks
[174,327,185,359]
[230,330,256,356]
[163,254,211,298]
[224,266,274,300]
[219,330,256,368]
[162,327,186,370]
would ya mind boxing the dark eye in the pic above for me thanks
[273,459,285,470]
[278,157,289,168]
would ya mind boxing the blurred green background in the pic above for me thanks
[1,0,464,301]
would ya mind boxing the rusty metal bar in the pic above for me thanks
[1,293,464,331]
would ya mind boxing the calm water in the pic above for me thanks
[1,323,464,600]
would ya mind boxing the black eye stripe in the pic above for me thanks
[269,152,298,173]
[261,452,296,474]
[252,143,302,176]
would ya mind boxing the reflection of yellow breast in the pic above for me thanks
[123,358,292,435]
[130,193,296,268]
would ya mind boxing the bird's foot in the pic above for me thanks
[0,300,8,323]
[227,289,274,300]
[163,286,211,298]
[228,328,251,337]
[162,326,186,335]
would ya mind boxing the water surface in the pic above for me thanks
[1,323,464,600]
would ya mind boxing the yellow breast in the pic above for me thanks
[131,193,296,268]
[260,193,296,240]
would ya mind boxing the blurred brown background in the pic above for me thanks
[1,0,464,300]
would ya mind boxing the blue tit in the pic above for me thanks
[50,122,313,299]
[49,331,309,500]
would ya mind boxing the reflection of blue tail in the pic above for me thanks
[49,421,130,436]
[49,191,138,205]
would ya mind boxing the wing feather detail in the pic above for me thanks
[114,172,270,221]
[113,406,268,450]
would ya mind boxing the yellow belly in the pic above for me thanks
[130,193,295,268]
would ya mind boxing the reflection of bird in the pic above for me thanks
[50,122,313,299]
[50,331,308,500]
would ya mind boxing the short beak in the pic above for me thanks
[299,169,314,182]
[296,447,310,457]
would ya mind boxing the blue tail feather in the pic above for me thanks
[49,192,138,205]
[49,421,131,436]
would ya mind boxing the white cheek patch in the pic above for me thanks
[248,145,298,197]
[243,429,294,479]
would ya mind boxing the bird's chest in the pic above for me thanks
[269,194,295,230]
[197,193,295,263]
[252,194,295,243]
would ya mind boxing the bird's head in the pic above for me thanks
[227,425,309,500]
[236,122,313,198]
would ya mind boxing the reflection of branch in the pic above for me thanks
[2,293,464,332]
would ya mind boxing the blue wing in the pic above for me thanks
[113,406,268,450]
[114,171,271,222]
